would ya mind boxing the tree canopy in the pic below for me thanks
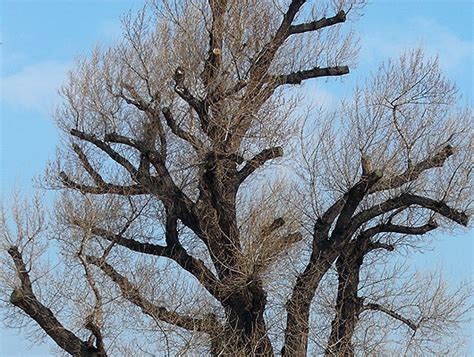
[1,1,473,356]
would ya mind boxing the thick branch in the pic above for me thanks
[274,65,349,86]
[103,132,142,150]
[73,222,223,301]
[202,0,228,87]
[161,107,204,151]
[364,303,418,331]
[72,144,106,186]
[173,67,209,127]
[60,171,146,196]
[86,256,220,334]
[351,194,469,232]
[248,0,306,82]
[370,145,455,193]
[7,247,102,356]
[288,10,346,35]
[361,221,438,241]
[330,170,384,242]
[70,129,138,178]
[237,147,283,185]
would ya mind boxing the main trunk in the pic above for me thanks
[212,280,273,356]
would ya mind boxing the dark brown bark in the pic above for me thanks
[18,2,466,356]
[8,247,105,357]
[283,169,383,356]
[325,242,366,357]
[326,220,437,356]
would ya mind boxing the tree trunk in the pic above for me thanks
[211,279,273,356]
[282,249,338,356]
[325,244,365,356]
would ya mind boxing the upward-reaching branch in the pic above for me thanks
[247,0,306,81]
[7,247,104,357]
[202,0,228,89]
[70,129,138,178]
[237,146,283,186]
[370,145,456,193]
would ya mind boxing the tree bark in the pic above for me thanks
[325,242,365,356]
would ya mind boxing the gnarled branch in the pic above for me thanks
[7,246,103,356]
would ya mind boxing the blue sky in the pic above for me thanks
[0,0,472,356]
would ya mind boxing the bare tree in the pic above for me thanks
[1,1,472,356]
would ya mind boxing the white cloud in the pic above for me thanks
[361,16,473,74]
[0,60,71,113]
[409,17,472,72]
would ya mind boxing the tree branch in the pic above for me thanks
[351,194,469,232]
[70,129,138,178]
[247,0,306,82]
[71,222,223,301]
[173,67,209,129]
[69,130,199,235]
[201,0,228,88]
[361,220,439,241]
[330,170,384,242]
[59,171,147,196]
[364,303,418,332]
[161,107,204,152]
[85,256,220,334]
[370,145,455,193]
[7,246,103,356]
[71,144,106,186]
[273,65,349,86]
[237,147,283,185]
[288,10,346,35]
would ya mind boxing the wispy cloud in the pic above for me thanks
[1,60,71,114]
[361,16,473,74]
